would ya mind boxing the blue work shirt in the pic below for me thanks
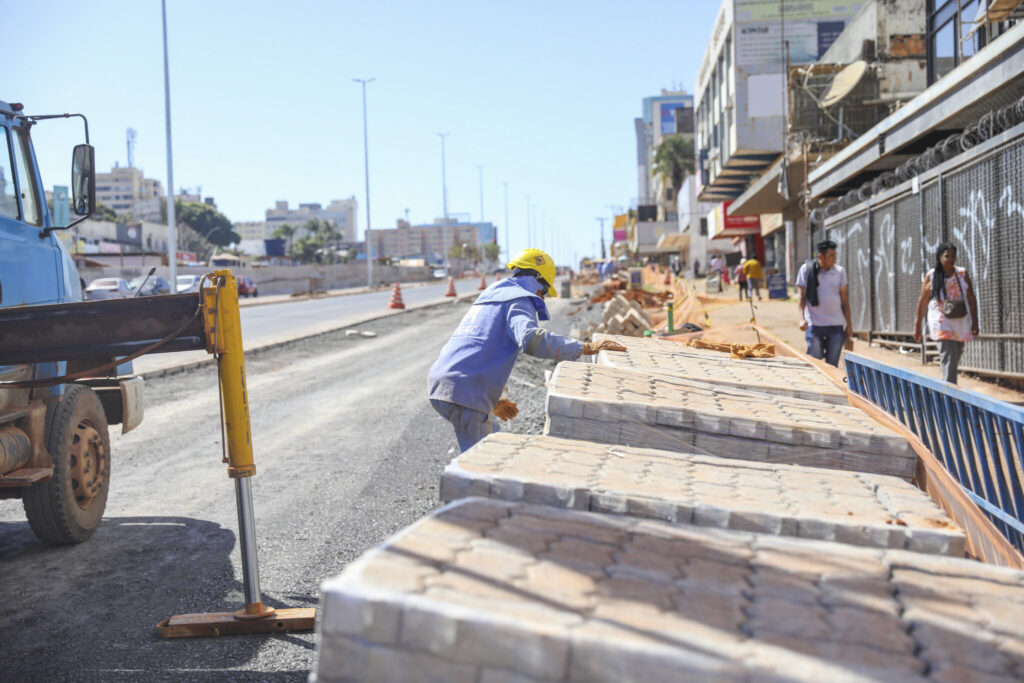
[427,275,584,415]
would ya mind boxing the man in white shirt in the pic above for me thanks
[795,240,853,366]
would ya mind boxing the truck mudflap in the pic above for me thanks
[84,376,144,434]
[118,376,144,434]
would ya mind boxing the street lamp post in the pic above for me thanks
[353,77,375,289]
[525,196,531,247]
[502,182,509,263]
[437,133,450,273]
[161,0,177,290]
[475,165,485,222]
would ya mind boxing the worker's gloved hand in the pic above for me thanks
[493,398,518,422]
[581,339,628,355]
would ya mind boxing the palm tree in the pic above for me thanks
[271,223,297,256]
[652,135,696,203]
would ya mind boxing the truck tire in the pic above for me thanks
[23,385,110,544]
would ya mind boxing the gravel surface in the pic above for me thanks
[0,290,593,681]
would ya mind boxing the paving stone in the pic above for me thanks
[442,433,964,555]
[545,361,916,479]
[314,498,1024,681]
[593,333,848,405]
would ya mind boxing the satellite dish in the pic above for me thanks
[821,60,868,108]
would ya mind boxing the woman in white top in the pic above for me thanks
[913,242,980,384]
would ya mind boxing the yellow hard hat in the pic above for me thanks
[507,248,557,297]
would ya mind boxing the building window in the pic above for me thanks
[927,0,991,84]
[699,218,708,236]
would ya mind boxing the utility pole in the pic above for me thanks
[525,196,531,248]
[437,133,450,273]
[353,77,375,289]
[161,0,177,291]
[503,181,509,262]
[596,217,607,259]
[475,165,485,222]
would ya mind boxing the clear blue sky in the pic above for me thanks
[6,0,719,265]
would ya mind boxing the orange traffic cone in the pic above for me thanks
[387,282,406,309]
[478,274,487,291]
[445,276,457,297]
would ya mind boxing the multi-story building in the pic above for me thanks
[95,164,164,222]
[635,90,694,222]
[264,197,358,242]
[234,220,268,241]
[177,190,217,209]
[696,1,865,206]
[722,0,929,278]
[367,218,497,262]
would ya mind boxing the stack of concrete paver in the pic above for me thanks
[313,333,1024,681]
[591,294,651,337]
[439,433,964,555]
[591,333,848,405]
[315,498,1024,682]
[544,361,916,479]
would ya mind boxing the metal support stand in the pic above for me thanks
[157,271,315,638]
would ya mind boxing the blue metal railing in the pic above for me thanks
[845,353,1024,552]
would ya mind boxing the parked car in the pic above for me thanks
[129,275,171,296]
[176,274,202,294]
[237,276,258,298]
[85,277,133,300]
[432,268,447,279]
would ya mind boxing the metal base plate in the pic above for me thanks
[156,607,316,638]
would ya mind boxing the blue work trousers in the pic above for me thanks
[430,399,499,453]
[805,325,846,367]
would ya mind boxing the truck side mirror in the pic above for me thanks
[71,144,95,216]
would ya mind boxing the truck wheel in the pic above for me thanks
[23,385,110,544]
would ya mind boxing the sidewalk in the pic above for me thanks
[700,280,1024,405]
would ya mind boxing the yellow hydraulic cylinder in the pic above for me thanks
[202,271,255,478]
[157,270,315,638]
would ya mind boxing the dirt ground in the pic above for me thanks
[697,278,1024,406]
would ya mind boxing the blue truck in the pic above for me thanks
[0,100,143,544]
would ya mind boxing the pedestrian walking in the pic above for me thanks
[428,248,627,452]
[742,255,764,300]
[796,240,853,367]
[913,242,979,384]
[693,258,701,277]
[734,263,747,301]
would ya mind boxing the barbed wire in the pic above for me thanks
[810,93,1024,226]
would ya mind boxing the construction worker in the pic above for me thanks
[428,248,627,452]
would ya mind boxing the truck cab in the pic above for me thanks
[0,100,142,544]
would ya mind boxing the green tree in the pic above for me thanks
[483,242,501,262]
[652,135,695,201]
[175,200,239,246]
[271,223,297,255]
[92,202,119,222]
[291,236,320,263]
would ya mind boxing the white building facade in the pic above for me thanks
[695,0,865,205]
[265,197,358,242]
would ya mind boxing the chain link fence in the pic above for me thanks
[821,124,1024,380]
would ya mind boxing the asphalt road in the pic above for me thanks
[134,276,481,376]
[0,288,573,681]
